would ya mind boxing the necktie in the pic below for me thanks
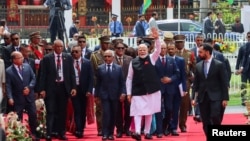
[16,47,19,51]
[107,64,111,76]
[76,60,81,77]
[18,66,23,79]
[162,57,165,66]
[114,21,116,34]
[204,61,208,78]
[118,57,123,66]
[56,55,61,81]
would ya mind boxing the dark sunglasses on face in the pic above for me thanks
[4,38,10,40]
[78,41,86,43]
[45,49,53,51]
[71,50,79,54]
[104,55,112,58]
[116,47,125,50]
[11,38,19,41]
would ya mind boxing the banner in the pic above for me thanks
[7,0,19,22]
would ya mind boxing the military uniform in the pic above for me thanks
[174,35,196,132]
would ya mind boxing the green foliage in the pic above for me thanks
[212,0,241,24]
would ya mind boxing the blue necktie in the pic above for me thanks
[204,61,208,78]
[114,21,116,34]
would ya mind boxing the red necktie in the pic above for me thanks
[76,60,81,77]
[56,55,61,81]
[162,57,165,66]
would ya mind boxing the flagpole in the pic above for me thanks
[178,0,180,34]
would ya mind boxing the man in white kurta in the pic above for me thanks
[126,28,161,140]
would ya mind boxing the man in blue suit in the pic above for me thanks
[6,51,38,140]
[69,20,79,38]
[167,43,187,136]
[70,45,94,138]
[154,42,180,138]
[95,49,126,140]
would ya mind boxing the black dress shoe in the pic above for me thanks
[125,131,131,136]
[102,135,108,140]
[116,132,122,138]
[45,136,52,141]
[144,134,153,139]
[98,131,103,136]
[75,132,83,138]
[108,135,114,140]
[58,135,68,140]
[131,133,141,141]
[51,132,58,138]
[156,133,163,138]
[193,116,202,122]
[171,130,179,136]
[180,127,187,132]
[164,130,171,136]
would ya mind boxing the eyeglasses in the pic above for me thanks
[45,49,53,51]
[104,55,112,58]
[78,41,86,43]
[71,50,79,53]
[11,38,19,41]
[4,38,10,40]
[116,47,125,50]
[248,36,250,38]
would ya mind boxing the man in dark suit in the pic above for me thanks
[167,42,187,136]
[78,35,92,59]
[193,43,229,140]
[214,12,226,38]
[20,44,36,74]
[39,39,77,141]
[95,49,126,140]
[154,42,180,138]
[70,45,94,138]
[113,42,133,137]
[6,51,38,140]
[2,32,21,69]
[69,20,79,38]
[235,32,250,106]
[203,12,218,39]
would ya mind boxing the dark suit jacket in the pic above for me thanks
[231,23,244,33]
[174,56,187,92]
[235,44,246,70]
[6,63,36,105]
[113,55,133,81]
[83,48,93,60]
[69,24,78,38]
[78,58,94,95]
[190,46,201,63]
[23,58,36,74]
[242,42,250,74]
[39,52,76,97]
[204,18,214,38]
[135,21,146,37]
[214,19,226,36]
[95,63,126,100]
[155,56,180,94]
[194,59,229,103]
[2,45,16,69]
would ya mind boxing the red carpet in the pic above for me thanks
[37,113,246,141]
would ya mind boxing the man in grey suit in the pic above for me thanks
[193,43,229,140]
[95,49,126,140]
[6,51,38,140]
[113,42,133,137]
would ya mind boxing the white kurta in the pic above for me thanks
[126,39,161,116]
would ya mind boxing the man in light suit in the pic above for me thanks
[193,43,229,140]
[39,39,77,141]
[113,42,133,137]
[6,51,38,140]
[95,49,126,140]
[154,42,180,137]
[70,45,94,138]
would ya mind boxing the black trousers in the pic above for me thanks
[71,86,87,133]
[50,15,64,43]
[115,98,131,133]
[45,82,68,136]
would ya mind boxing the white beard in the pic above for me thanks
[139,54,147,59]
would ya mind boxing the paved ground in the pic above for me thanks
[225,105,247,114]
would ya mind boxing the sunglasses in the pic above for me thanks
[78,41,86,43]
[11,38,19,41]
[116,47,125,50]
[45,49,53,51]
[4,38,10,40]
[71,50,79,53]
[104,55,112,58]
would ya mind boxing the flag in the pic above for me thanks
[227,0,234,5]
[140,0,152,14]
[106,0,112,5]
